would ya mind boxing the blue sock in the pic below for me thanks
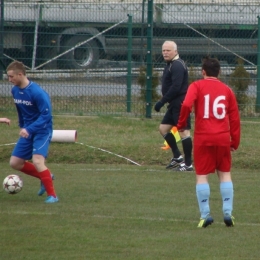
[196,183,210,219]
[220,182,233,216]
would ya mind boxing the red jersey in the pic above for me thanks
[177,77,240,149]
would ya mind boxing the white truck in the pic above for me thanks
[1,1,259,70]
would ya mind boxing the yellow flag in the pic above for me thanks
[161,127,181,150]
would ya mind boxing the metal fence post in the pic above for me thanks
[140,0,146,65]
[145,0,153,118]
[127,14,133,113]
[0,0,4,79]
[256,16,260,112]
[31,4,41,70]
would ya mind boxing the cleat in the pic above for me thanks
[38,174,54,196]
[224,214,235,227]
[173,163,194,172]
[45,196,59,203]
[166,156,184,169]
[197,215,214,228]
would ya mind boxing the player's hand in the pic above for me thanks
[230,147,235,152]
[1,118,11,125]
[154,101,164,112]
[19,128,29,138]
[176,124,184,132]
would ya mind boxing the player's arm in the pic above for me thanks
[0,118,11,125]
[12,89,24,127]
[228,90,241,150]
[161,63,185,104]
[177,83,197,130]
[16,106,24,128]
[177,104,192,131]
[154,63,185,112]
[26,94,52,134]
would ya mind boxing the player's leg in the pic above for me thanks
[173,113,193,171]
[194,145,215,228]
[160,123,181,157]
[217,146,234,227]
[196,175,213,228]
[179,115,193,167]
[160,109,183,169]
[37,172,54,196]
[174,129,193,171]
[33,133,58,203]
[10,137,41,179]
[218,172,233,216]
[32,154,57,201]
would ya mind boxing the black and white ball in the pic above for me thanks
[3,174,23,194]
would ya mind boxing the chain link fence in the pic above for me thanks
[0,0,259,117]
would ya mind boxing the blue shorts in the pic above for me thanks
[12,132,52,160]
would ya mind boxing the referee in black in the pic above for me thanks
[154,40,193,171]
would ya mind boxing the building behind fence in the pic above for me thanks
[0,0,259,117]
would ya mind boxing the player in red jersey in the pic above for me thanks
[177,57,240,228]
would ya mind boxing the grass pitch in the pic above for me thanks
[0,114,260,259]
[0,164,259,260]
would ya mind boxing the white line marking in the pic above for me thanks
[76,142,141,166]
[0,143,16,147]
[0,142,142,166]
[0,211,258,227]
[1,211,54,215]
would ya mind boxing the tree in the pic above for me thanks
[229,58,251,111]
[137,65,160,102]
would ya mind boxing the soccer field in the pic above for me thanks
[0,163,259,259]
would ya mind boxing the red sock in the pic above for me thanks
[40,169,56,197]
[20,162,40,179]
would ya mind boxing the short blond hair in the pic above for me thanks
[6,61,26,75]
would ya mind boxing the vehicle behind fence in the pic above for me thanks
[0,0,259,117]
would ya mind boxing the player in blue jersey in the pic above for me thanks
[6,61,58,203]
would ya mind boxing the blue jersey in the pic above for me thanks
[11,81,53,135]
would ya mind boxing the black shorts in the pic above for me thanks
[161,106,191,129]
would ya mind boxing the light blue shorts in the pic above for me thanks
[12,132,52,160]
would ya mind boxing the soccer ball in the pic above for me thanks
[3,174,23,194]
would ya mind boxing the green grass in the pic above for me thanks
[0,114,260,259]
[0,164,259,259]
[1,113,260,168]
